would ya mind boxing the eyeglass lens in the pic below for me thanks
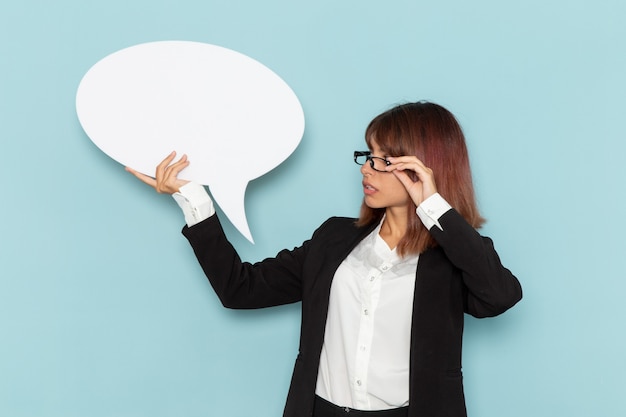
[354,152,390,172]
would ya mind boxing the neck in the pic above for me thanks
[379,207,409,249]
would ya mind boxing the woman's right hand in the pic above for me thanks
[125,151,190,194]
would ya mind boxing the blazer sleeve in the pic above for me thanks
[428,209,523,318]
[181,214,313,309]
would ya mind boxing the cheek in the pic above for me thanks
[384,175,410,198]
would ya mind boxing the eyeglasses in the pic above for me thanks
[354,151,392,172]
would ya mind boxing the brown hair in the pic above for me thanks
[357,101,485,255]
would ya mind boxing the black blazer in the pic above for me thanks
[182,209,522,417]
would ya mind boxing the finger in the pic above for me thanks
[392,169,438,206]
[386,155,424,165]
[396,165,437,198]
[386,157,432,181]
[161,155,189,186]
[125,166,157,189]
[391,169,416,190]
[386,156,427,172]
[155,151,178,179]
[157,155,191,194]
[163,154,189,178]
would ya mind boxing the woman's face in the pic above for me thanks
[360,139,411,211]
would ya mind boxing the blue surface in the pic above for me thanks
[1,1,625,416]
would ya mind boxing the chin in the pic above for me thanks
[363,197,384,209]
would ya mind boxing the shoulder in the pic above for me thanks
[308,216,360,239]
[294,216,376,259]
[315,216,359,233]
[309,216,374,244]
[320,216,358,227]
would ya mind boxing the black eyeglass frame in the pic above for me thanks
[353,151,392,172]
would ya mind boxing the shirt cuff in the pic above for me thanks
[172,182,215,227]
[416,193,452,231]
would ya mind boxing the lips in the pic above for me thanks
[362,181,377,195]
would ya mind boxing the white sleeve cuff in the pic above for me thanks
[416,193,452,231]
[172,182,215,227]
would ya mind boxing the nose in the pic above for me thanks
[360,161,374,176]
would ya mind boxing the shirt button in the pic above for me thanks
[364,309,369,315]
[356,379,362,386]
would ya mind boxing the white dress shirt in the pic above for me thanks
[315,219,419,410]
[172,183,452,410]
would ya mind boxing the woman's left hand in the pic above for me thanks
[385,156,437,206]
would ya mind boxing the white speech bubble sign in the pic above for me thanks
[76,41,305,242]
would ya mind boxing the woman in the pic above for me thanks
[127,101,522,417]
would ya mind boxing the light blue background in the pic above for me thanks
[1,1,625,416]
